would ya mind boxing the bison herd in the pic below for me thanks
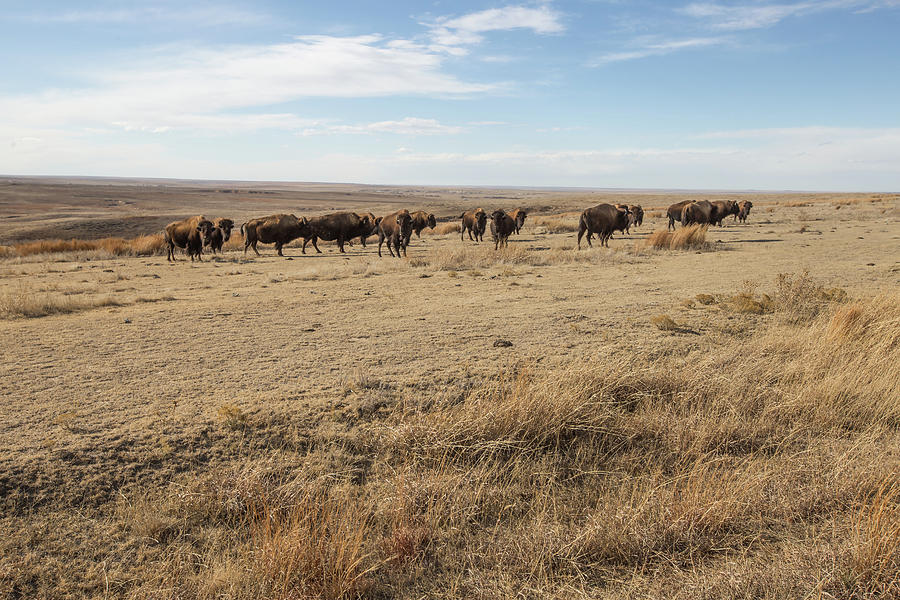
[162,199,752,261]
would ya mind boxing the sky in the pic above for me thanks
[1,0,899,190]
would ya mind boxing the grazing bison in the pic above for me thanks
[711,200,739,226]
[681,200,715,226]
[507,208,528,234]
[378,209,413,258]
[460,208,488,242]
[490,210,516,250]
[736,200,753,223]
[577,204,631,249]
[667,200,694,231]
[164,215,214,262]
[241,214,310,257]
[410,211,437,237]
[300,212,377,254]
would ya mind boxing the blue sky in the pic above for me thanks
[2,0,899,190]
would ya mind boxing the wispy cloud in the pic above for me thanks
[425,4,564,55]
[681,1,899,31]
[0,35,500,136]
[591,36,728,65]
[8,3,268,27]
[301,117,464,136]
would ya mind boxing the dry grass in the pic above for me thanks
[651,314,678,330]
[426,222,462,235]
[0,285,124,318]
[646,225,709,250]
[10,234,167,258]
[530,212,580,233]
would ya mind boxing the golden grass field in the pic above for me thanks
[1,177,899,599]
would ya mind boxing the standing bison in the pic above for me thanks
[711,201,739,226]
[667,200,693,231]
[681,201,715,226]
[460,208,488,242]
[577,204,631,249]
[490,210,516,250]
[164,215,214,262]
[736,200,753,223]
[241,214,310,257]
[507,208,528,234]
[300,212,377,254]
[629,205,644,228]
[378,210,413,258]
[410,211,437,237]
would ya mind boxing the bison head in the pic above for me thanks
[427,213,436,229]
[214,218,234,242]
[396,211,413,236]
[514,209,527,228]
[476,210,488,229]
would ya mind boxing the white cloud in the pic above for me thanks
[591,37,728,65]
[681,1,899,31]
[0,35,499,136]
[301,117,464,136]
[426,4,564,55]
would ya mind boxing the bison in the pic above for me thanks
[736,200,753,223]
[410,211,437,237]
[666,200,694,231]
[204,226,226,254]
[300,212,377,254]
[629,205,644,228]
[460,208,487,242]
[681,200,716,226]
[577,204,631,249]
[490,210,516,250]
[164,215,214,262]
[507,208,528,234]
[240,214,310,257]
[711,200,739,226]
[377,209,413,258]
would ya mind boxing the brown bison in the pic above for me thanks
[736,200,753,223]
[300,212,377,254]
[667,200,693,231]
[204,226,225,254]
[378,209,413,258]
[490,210,516,250]
[577,204,631,249]
[681,200,716,226]
[711,200,739,226]
[213,218,234,242]
[629,205,644,228]
[460,208,487,242]
[164,215,214,262]
[507,208,527,234]
[240,214,310,257]
[410,211,437,237]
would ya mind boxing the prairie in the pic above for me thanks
[0,178,898,599]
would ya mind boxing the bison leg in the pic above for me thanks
[275,242,284,257]
[359,235,367,248]
[377,232,385,257]
[337,235,345,253]
[467,227,474,242]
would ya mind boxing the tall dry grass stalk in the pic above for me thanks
[0,285,124,318]
[10,234,167,258]
[645,225,708,250]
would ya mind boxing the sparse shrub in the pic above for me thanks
[428,222,461,235]
[695,293,717,305]
[772,271,847,323]
[651,314,678,330]
[218,403,249,430]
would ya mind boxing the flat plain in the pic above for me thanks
[1,177,898,599]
